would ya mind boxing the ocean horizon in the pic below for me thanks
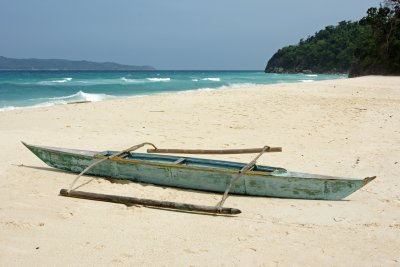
[0,70,347,111]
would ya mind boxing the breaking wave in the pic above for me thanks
[53,91,110,102]
[0,90,115,112]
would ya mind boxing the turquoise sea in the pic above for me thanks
[0,71,346,111]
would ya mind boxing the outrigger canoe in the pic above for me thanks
[22,142,375,201]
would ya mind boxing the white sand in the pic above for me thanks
[0,76,399,266]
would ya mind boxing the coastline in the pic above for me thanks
[0,76,399,266]
[0,71,346,112]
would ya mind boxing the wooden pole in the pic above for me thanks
[59,189,241,215]
[147,147,282,154]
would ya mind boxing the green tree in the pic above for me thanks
[350,0,400,76]
[265,0,400,76]
[265,21,366,74]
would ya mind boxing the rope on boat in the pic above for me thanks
[66,142,273,214]
[216,145,270,211]
[67,142,157,192]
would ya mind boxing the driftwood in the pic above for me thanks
[59,189,241,215]
[147,147,282,154]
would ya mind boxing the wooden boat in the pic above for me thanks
[22,142,375,201]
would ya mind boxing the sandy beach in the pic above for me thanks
[0,76,399,266]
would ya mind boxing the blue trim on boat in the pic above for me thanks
[98,151,287,173]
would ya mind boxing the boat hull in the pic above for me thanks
[23,143,375,200]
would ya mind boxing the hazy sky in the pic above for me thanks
[0,0,381,70]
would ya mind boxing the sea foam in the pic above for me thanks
[201,78,220,82]
[54,77,72,83]
[146,78,171,82]
[39,77,72,85]
[0,106,17,112]
[121,77,141,83]
[227,83,256,88]
[32,91,111,103]
[61,91,111,102]
[0,90,113,112]
[0,101,65,112]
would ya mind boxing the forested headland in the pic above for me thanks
[265,0,400,77]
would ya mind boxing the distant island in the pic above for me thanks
[265,0,400,77]
[0,56,155,71]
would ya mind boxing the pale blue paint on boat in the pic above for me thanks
[22,142,375,200]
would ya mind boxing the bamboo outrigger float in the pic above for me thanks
[22,142,375,214]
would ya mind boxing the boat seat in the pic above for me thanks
[174,158,186,164]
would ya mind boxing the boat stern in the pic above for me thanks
[22,141,46,160]
[22,141,99,172]
[363,176,377,185]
